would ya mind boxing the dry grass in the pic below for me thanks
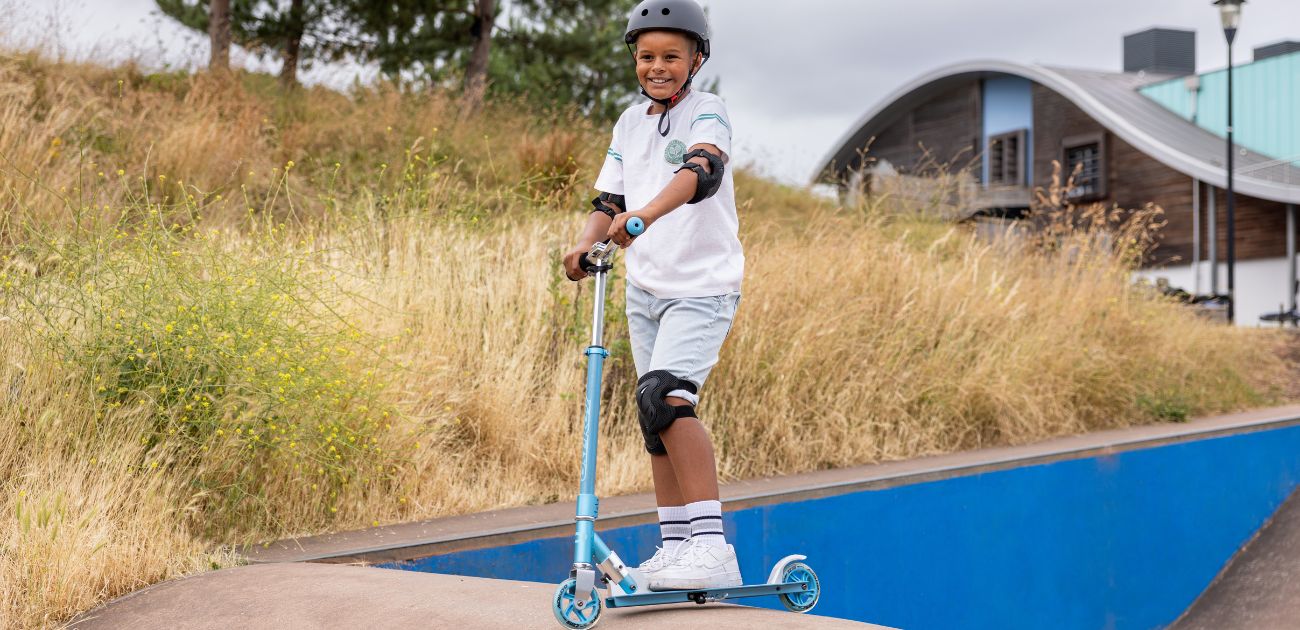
[0,50,1293,628]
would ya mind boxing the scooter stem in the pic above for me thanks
[574,252,613,567]
[571,224,642,572]
[588,267,609,348]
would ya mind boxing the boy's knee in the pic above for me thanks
[637,371,699,454]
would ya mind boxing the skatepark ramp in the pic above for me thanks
[71,405,1300,629]
[66,563,888,629]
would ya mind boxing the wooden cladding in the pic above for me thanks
[851,77,1295,265]
[1031,82,1292,264]
[859,81,982,177]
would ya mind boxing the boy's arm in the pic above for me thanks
[574,211,615,249]
[607,143,723,247]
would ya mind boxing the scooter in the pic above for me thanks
[552,217,821,629]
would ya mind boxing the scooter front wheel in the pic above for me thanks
[777,562,821,613]
[552,578,602,629]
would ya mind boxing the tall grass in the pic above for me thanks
[0,51,1291,628]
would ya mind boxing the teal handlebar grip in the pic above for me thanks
[627,217,645,236]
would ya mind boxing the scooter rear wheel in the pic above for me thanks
[552,578,602,628]
[777,562,820,613]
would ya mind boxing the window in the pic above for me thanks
[1061,133,1107,202]
[987,129,1027,186]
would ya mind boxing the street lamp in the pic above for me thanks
[1214,0,1244,323]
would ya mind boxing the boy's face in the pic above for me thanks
[635,31,702,101]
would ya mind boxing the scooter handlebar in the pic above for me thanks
[581,241,615,274]
[577,216,644,277]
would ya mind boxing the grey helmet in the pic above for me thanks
[624,0,711,60]
[623,0,712,136]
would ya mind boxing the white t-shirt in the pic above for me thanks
[594,91,744,299]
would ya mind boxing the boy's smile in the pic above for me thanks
[636,31,702,105]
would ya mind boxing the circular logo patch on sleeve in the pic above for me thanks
[664,139,687,165]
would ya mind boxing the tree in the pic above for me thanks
[462,0,494,114]
[156,0,350,87]
[277,0,307,87]
[343,0,634,119]
[209,0,231,73]
[332,0,495,112]
[339,2,481,84]
[492,0,634,120]
[160,0,652,119]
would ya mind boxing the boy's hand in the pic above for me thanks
[563,243,596,281]
[608,211,650,248]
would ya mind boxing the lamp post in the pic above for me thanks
[1214,0,1244,323]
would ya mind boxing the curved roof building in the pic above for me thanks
[816,29,1300,325]
[816,59,1300,205]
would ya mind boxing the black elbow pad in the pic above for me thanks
[675,149,725,204]
[590,192,625,220]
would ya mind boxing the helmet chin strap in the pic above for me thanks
[638,55,708,137]
[641,77,693,137]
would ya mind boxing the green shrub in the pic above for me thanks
[8,186,406,538]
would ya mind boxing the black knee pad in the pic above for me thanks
[636,370,698,455]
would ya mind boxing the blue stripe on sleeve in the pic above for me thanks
[691,113,732,133]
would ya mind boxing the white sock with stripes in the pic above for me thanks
[657,506,690,554]
[685,499,727,548]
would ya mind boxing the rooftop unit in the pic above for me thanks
[1123,27,1196,76]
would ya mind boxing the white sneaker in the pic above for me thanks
[648,540,742,591]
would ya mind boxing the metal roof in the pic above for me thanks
[816,60,1300,205]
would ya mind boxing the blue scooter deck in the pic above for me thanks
[604,580,812,608]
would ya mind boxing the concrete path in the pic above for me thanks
[1168,485,1300,629]
[67,563,893,630]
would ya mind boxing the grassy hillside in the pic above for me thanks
[0,51,1292,628]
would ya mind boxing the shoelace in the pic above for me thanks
[641,546,671,569]
[666,540,717,567]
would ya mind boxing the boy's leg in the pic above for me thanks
[628,284,713,504]
[642,292,739,507]
[659,408,727,549]
[640,293,743,591]
[625,283,666,488]
[626,284,693,574]
[650,453,686,505]
[658,403,719,502]
[650,404,718,526]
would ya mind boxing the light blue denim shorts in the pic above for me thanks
[625,283,741,406]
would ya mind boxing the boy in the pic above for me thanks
[562,0,743,591]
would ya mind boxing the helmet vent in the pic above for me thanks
[641,9,649,15]
[662,8,671,14]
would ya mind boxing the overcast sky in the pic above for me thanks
[4,0,1299,184]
